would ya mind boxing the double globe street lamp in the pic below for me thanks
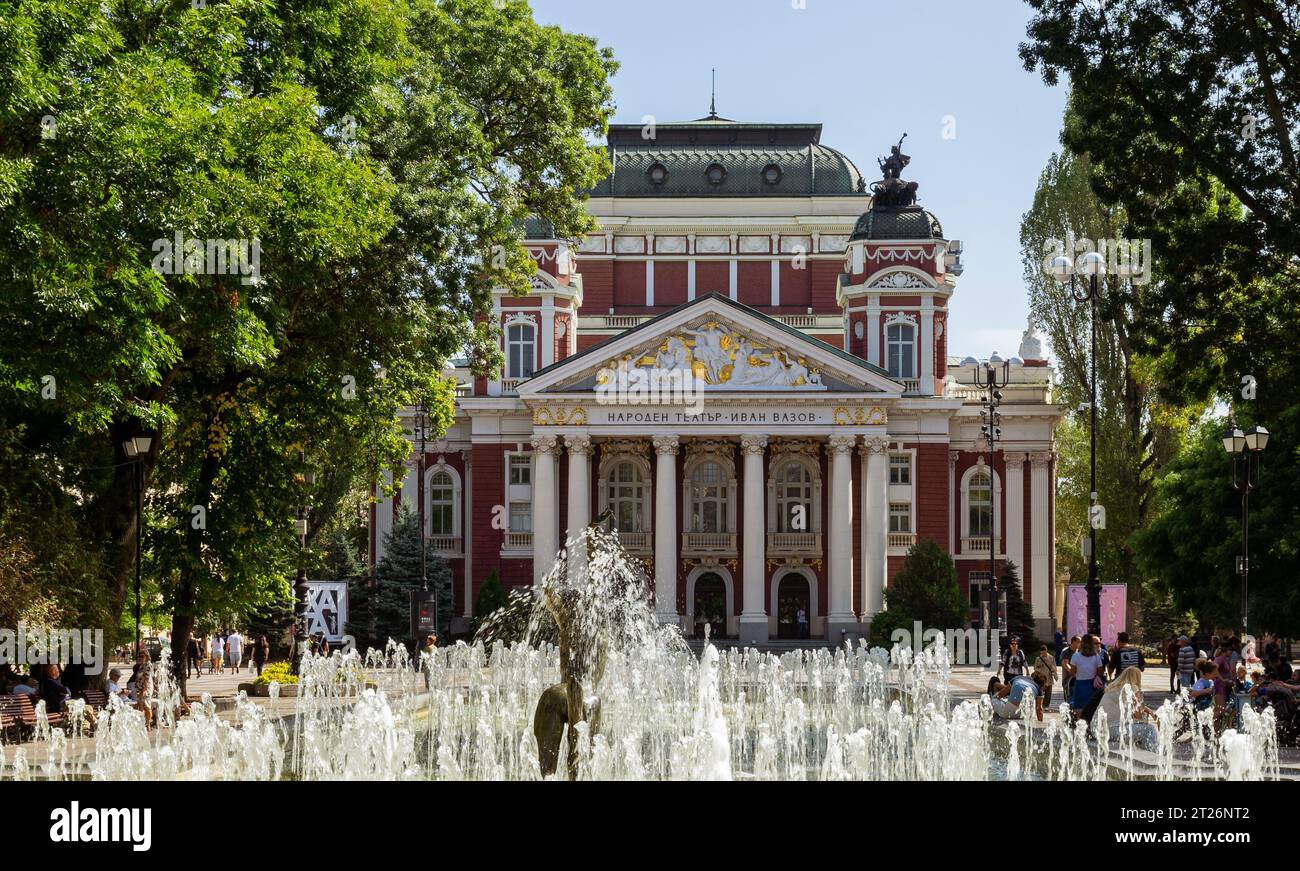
[959,351,1019,631]
[1046,249,1106,637]
[1222,424,1268,636]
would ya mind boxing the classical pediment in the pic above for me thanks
[519,294,903,397]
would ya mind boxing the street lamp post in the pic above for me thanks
[960,352,1016,631]
[413,405,429,594]
[122,434,153,657]
[1048,250,1106,637]
[292,453,315,672]
[1223,424,1268,636]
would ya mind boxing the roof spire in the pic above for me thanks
[709,68,717,118]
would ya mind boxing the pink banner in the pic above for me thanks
[1066,584,1127,647]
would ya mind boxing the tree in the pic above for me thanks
[361,506,452,651]
[1020,0,1300,414]
[1019,2,1300,637]
[0,0,617,692]
[999,562,1040,653]
[1133,411,1300,637]
[879,538,966,637]
[473,569,508,633]
[1019,143,1193,626]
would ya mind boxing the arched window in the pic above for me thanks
[429,471,455,535]
[886,322,915,379]
[506,322,535,380]
[775,462,814,532]
[968,471,992,537]
[690,460,729,533]
[606,461,647,532]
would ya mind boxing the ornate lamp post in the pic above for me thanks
[960,352,1016,630]
[122,434,153,656]
[1048,250,1105,636]
[292,452,315,672]
[1223,423,1268,635]
[412,404,429,594]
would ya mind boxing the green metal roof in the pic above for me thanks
[850,205,944,241]
[589,119,870,198]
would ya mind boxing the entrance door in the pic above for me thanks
[777,574,812,639]
[693,573,727,639]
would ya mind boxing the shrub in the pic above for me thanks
[252,660,298,687]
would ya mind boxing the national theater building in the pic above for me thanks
[371,115,1064,643]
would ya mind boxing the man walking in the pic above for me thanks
[1108,631,1144,679]
[226,629,244,674]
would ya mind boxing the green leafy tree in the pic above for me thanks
[473,569,508,632]
[1019,144,1192,613]
[0,0,616,692]
[878,538,966,640]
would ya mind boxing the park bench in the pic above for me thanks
[0,695,23,742]
[81,689,109,709]
[0,694,64,740]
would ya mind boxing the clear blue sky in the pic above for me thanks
[530,0,1068,362]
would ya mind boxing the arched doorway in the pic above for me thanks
[776,574,812,639]
[692,572,727,639]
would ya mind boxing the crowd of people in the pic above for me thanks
[986,629,1300,747]
[182,630,270,678]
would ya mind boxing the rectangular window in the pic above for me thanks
[509,501,532,533]
[509,454,531,486]
[889,453,911,484]
[889,503,911,534]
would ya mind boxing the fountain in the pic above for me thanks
[0,526,1287,781]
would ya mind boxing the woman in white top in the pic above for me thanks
[1065,634,1105,714]
[1097,666,1158,750]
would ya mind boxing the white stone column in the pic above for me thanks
[652,435,679,624]
[531,434,560,586]
[565,434,592,541]
[920,294,935,394]
[540,299,555,369]
[827,434,858,637]
[1004,452,1026,580]
[1029,452,1053,625]
[860,436,889,620]
[866,302,882,368]
[739,434,768,644]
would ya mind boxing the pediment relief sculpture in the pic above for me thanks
[598,320,826,390]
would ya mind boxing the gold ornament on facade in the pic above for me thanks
[532,405,589,426]
[832,406,888,426]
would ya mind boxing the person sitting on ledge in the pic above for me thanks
[988,673,1046,722]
